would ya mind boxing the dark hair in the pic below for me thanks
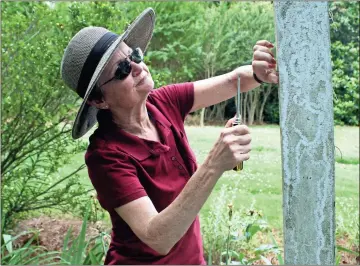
[96,109,112,126]
[87,85,103,101]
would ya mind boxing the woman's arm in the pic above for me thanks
[190,40,279,113]
[191,65,259,113]
[115,122,251,255]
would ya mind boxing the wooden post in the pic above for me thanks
[274,2,335,264]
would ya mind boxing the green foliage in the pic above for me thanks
[1,1,151,232]
[330,2,359,126]
[1,203,110,265]
[1,2,93,231]
[59,202,110,265]
[1,231,61,265]
[200,184,281,265]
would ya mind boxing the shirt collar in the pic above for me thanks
[97,101,172,161]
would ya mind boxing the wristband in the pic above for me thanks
[253,73,264,84]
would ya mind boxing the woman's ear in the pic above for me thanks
[87,99,109,109]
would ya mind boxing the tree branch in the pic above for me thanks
[2,128,71,176]
[33,164,86,199]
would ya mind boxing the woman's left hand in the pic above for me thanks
[252,40,279,84]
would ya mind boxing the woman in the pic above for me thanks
[61,8,278,265]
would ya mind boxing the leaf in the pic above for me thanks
[2,234,13,254]
[89,249,99,264]
[245,223,261,241]
[71,201,90,264]
[22,251,61,265]
[269,232,284,265]
[60,226,73,263]
[255,244,278,255]
[260,255,272,265]
[336,245,360,256]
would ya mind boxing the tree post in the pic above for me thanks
[274,2,335,264]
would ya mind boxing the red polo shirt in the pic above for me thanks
[85,82,206,265]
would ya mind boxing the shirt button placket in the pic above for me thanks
[170,156,186,176]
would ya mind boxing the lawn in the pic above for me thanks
[185,125,359,230]
[62,125,359,239]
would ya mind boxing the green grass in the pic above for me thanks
[335,157,359,165]
[62,125,359,234]
[186,125,359,231]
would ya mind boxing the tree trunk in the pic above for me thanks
[200,65,212,127]
[258,84,273,124]
[200,107,205,127]
[274,2,335,264]
[246,90,259,125]
[242,92,248,124]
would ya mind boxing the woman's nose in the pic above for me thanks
[130,61,142,77]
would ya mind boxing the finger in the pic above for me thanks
[229,133,251,145]
[253,51,276,64]
[224,116,236,128]
[232,124,250,136]
[236,152,250,162]
[241,153,250,162]
[268,72,279,84]
[238,134,252,145]
[239,143,252,154]
[253,45,274,57]
[222,124,250,138]
[256,40,274,48]
[252,60,274,72]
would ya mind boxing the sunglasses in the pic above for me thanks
[99,47,144,87]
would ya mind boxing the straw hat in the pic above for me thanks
[61,8,155,139]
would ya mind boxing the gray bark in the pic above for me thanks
[274,1,335,264]
[258,84,272,124]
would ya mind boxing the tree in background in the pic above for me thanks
[329,1,359,126]
[146,2,277,126]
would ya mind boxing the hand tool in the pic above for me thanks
[233,75,243,172]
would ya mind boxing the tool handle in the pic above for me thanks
[232,121,244,172]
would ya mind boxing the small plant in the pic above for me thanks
[1,231,61,265]
[1,202,110,265]
[201,184,283,265]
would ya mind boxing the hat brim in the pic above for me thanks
[71,8,155,139]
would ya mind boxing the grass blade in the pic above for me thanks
[336,245,360,256]
[2,234,13,253]
[72,202,90,264]
[269,232,284,265]
[22,250,60,265]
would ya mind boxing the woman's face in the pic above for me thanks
[97,42,154,109]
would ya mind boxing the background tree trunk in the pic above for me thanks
[258,84,273,124]
[246,90,259,125]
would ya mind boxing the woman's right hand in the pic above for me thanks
[204,118,251,173]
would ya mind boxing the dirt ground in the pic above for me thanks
[11,216,110,252]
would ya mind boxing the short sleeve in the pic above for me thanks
[86,148,147,211]
[152,82,194,120]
